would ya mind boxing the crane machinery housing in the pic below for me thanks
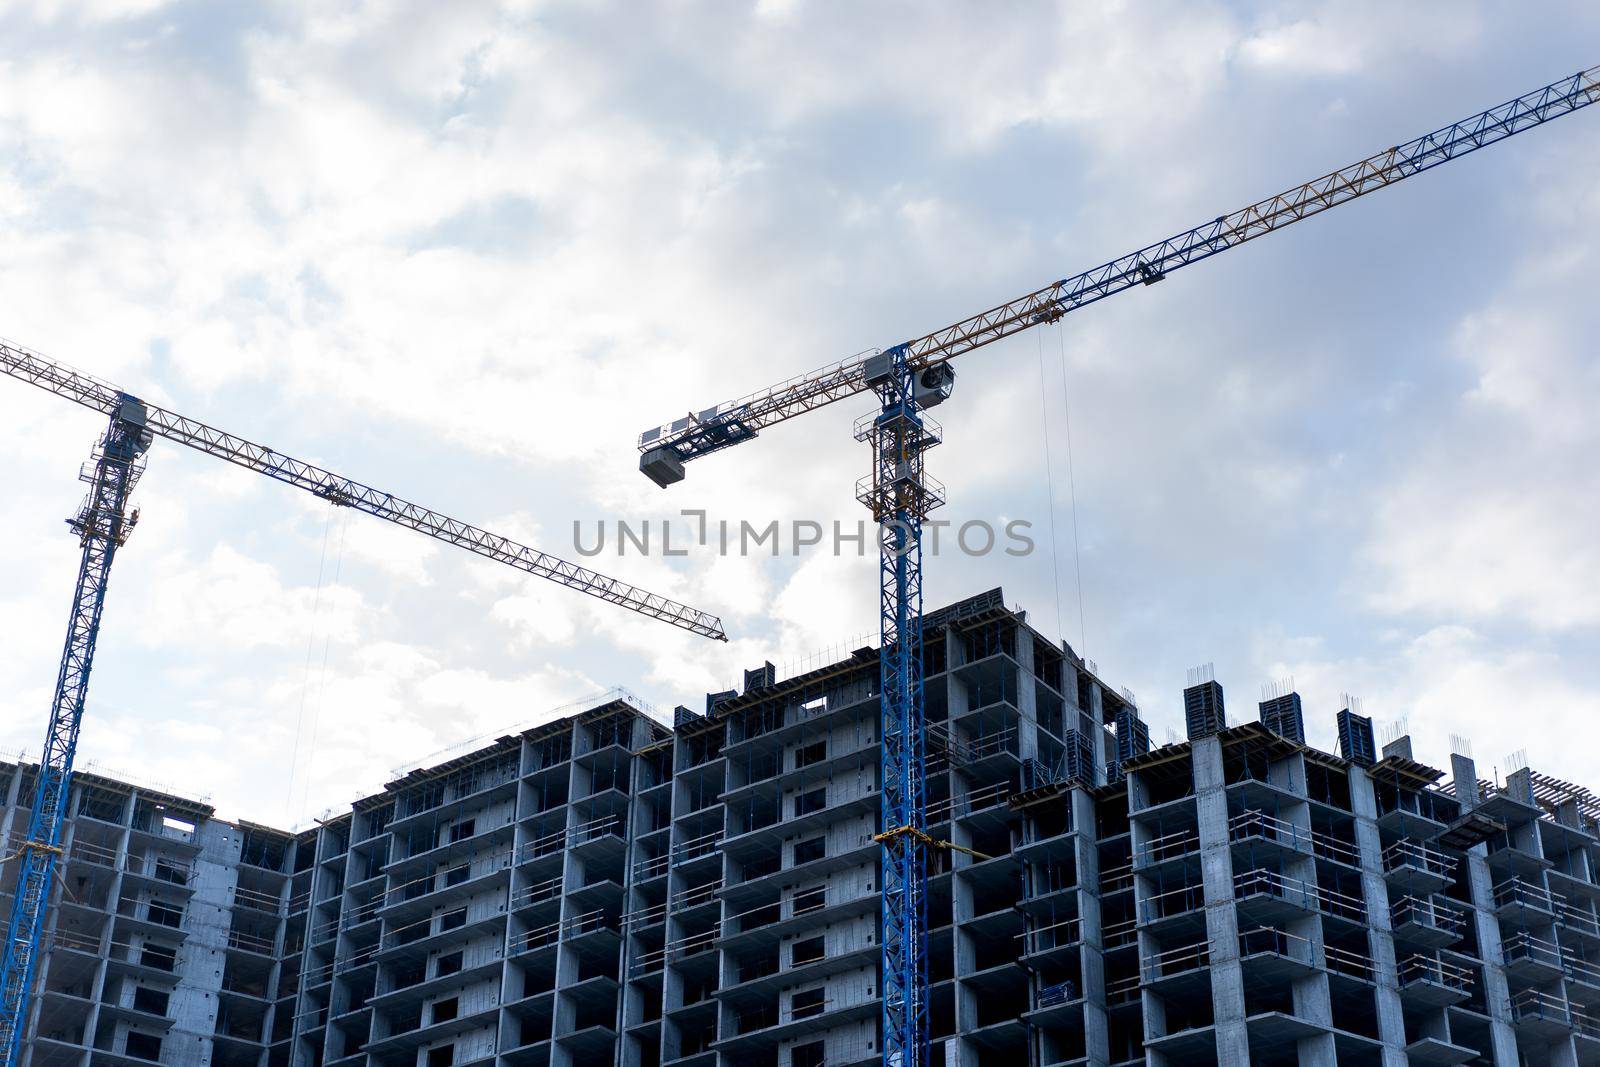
[638,64,1599,1067]
[0,348,727,1065]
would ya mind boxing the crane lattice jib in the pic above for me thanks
[0,344,726,641]
[638,63,1599,465]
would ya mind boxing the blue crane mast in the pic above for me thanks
[637,65,1597,1067]
[0,399,150,1067]
[0,351,726,1065]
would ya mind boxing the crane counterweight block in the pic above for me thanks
[913,364,954,408]
[640,446,687,487]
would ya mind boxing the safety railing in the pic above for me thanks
[1511,989,1574,1027]
[1019,915,1081,956]
[1238,925,1314,965]
[226,928,277,956]
[1399,953,1474,993]
[1228,812,1359,867]
[621,899,668,932]
[1136,825,1199,865]
[1559,903,1600,938]
[1142,937,1209,981]
[1494,877,1562,914]
[1100,861,1134,896]
[1229,810,1307,853]
[631,928,718,974]
[1234,868,1316,911]
[570,814,626,847]
[673,828,723,866]
[341,898,382,928]
[673,878,722,912]
[1105,973,1141,1006]
[1503,931,1564,971]
[508,908,614,955]
[517,825,572,863]
[49,930,104,954]
[233,883,285,914]
[509,875,564,911]
[1322,943,1375,983]
[1307,827,1361,867]
[632,854,670,882]
[1139,880,1206,923]
[731,992,849,1035]
[1102,917,1137,950]
[1566,951,1600,988]
[512,916,564,955]
[926,780,1012,822]
[1316,881,1369,923]
[1391,894,1467,938]
[956,727,1020,764]
[120,851,194,883]
[1383,839,1454,880]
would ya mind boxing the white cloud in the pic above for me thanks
[1360,135,1600,633]
[1237,4,1483,77]
[134,544,369,651]
[1256,623,1597,789]
[1,1,1596,823]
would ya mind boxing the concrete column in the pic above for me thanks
[1071,788,1111,1066]
[615,745,644,1067]
[1348,767,1409,1067]
[1276,755,1336,1067]
[1451,754,1480,810]
[1452,754,1520,1066]
[1464,877,1534,1067]
[1193,737,1249,1063]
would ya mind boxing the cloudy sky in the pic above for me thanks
[0,1,1595,827]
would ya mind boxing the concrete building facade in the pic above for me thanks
[6,587,1600,1067]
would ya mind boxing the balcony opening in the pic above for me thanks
[794,741,827,770]
[791,885,826,916]
[140,942,177,972]
[124,1033,162,1062]
[792,837,826,867]
[132,986,170,1017]
[390,959,426,992]
[790,936,826,967]
[147,901,183,928]
[153,860,188,886]
[239,827,288,871]
[790,987,825,1020]
[574,995,615,1032]
[793,789,827,818]
[737,949,780,984]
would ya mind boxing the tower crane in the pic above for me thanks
[637,65,1598,1067]
[0,347,726,1063]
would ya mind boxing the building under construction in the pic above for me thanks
[5,588,1600,1067]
